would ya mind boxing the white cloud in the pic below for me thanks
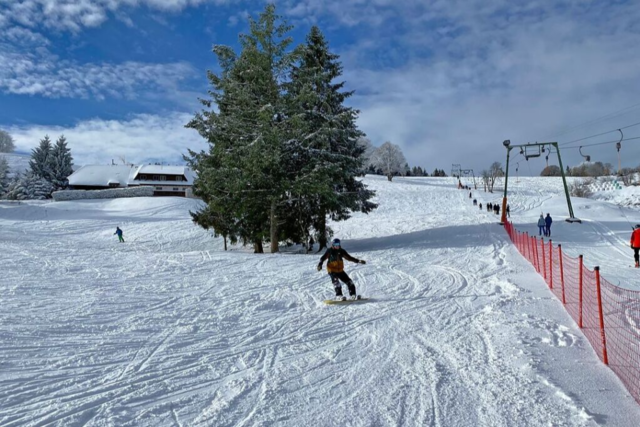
[7,112,207,165]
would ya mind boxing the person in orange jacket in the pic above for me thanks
[317,238,366,300]
[631,225,640,268]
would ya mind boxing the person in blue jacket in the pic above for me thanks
[545,213,553,237]
[537,215,545,236]
[114,227,125,243]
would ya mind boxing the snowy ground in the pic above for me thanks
[2,176,640,426]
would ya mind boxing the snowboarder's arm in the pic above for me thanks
[317,249,330,270]
[341,249,365,264]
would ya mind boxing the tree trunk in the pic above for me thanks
[316,216,327,253]
[254,240,264,253]
[270,200,279,253]
[224,236,228,251]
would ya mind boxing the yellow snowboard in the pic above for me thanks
[323,297,369,305]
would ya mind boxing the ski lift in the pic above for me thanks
[524,144,541,160]
[579,146,591,162]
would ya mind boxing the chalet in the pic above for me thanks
[131,165,195,197]
[67,164,196,197]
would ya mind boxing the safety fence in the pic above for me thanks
[504,221,640,404]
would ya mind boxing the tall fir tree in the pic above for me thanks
[29,135,53,181]
[0,157,9,197]
[285,26,376,250]
[49,135,74,191]
[187,4,295,253]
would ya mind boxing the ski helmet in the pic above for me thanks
[332,238,341,247]
[635,224,640,229]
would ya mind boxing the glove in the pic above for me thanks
[317,264,322,271]
[359,260,367,265]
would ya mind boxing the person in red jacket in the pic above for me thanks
[317,238,366,300]
[631,225,640,268]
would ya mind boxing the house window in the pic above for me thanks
[156,187,163,190]
[173,187,180,191]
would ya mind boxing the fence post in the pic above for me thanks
[525,232,530,261]
[541,237,547,282]
[559,245,566,305]
[533,236,540,273]
[549,240,553,290]
[579,255,584,328]
[595,266,609,365]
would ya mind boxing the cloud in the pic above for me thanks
[7,112,207,165]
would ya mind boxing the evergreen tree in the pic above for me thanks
[187,4,295,253]
[0,157,9,197]
[6,171,53,200]
[49,135,74,191]
[29,135,53,181]
[284,25,376,250]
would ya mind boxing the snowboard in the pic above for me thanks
[323,297,369,305]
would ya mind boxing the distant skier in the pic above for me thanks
[545,213,553,237]
[631,225,640,268]
[479,203,483,210]
[469,191,472,198]
[473,199,477,206]
[317,238,366,300]
[506,205,510,218]
[114,226,125,243]
[537,215,545,236]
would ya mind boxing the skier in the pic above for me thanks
[479,203,483,210]
[506,204,511,218]
[469,191,472,198]
[317,238,366,300]
[537,215,545,236]
[114,226,125,243]
[545,213,553,237]
[631,225,640,268]
[473,199,477,206]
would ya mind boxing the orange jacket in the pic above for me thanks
[319,248,359,273]
[632,229,640,248]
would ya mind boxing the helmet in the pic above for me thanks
[635,224,640,229]
[332,238,341,247]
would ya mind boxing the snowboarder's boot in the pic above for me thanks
[335,286,344,298]
[636,261,639,268]
[347,283,356,298]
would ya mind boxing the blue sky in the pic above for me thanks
[1,0,640,173]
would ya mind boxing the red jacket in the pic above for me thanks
[631,229,640,248]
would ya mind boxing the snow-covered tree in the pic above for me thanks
[5,171,53,200]
[0,130,15,153]
[370,141,407,181]
[49,135,74,191]
[29,135,53,181]
[0,157,9,197]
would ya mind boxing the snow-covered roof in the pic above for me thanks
[133,165,195,185]
[68,165,137,187]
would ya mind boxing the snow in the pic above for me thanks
[68,165,137,187]
[2,175,640,426]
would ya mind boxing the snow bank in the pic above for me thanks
[52,186,154,201]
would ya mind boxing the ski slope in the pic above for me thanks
[2,176,640,426]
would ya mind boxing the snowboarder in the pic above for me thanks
[317,238,366,300]
[545,213,553,237]
[631,225,640,268]
[506,204,510,218]
[537,215,545,236]
[114,227,125,243]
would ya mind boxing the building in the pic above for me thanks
[67,164,196,197]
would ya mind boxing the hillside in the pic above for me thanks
[1,176,640,426]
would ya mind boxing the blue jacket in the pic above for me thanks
[537,217,545,227]
[115,228,123,236]
[545,216,552,226]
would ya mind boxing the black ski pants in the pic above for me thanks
[329,271,356,296]
[633,247,640,264]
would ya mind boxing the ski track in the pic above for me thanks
[2,177,640,426]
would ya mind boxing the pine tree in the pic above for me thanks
[0,130,16,153]
[187,4,295,253]
[29,135,53,181]
[6,171,53,200]
[0,157,9,197]
[285,25,376,250]
[49,135,74,191]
